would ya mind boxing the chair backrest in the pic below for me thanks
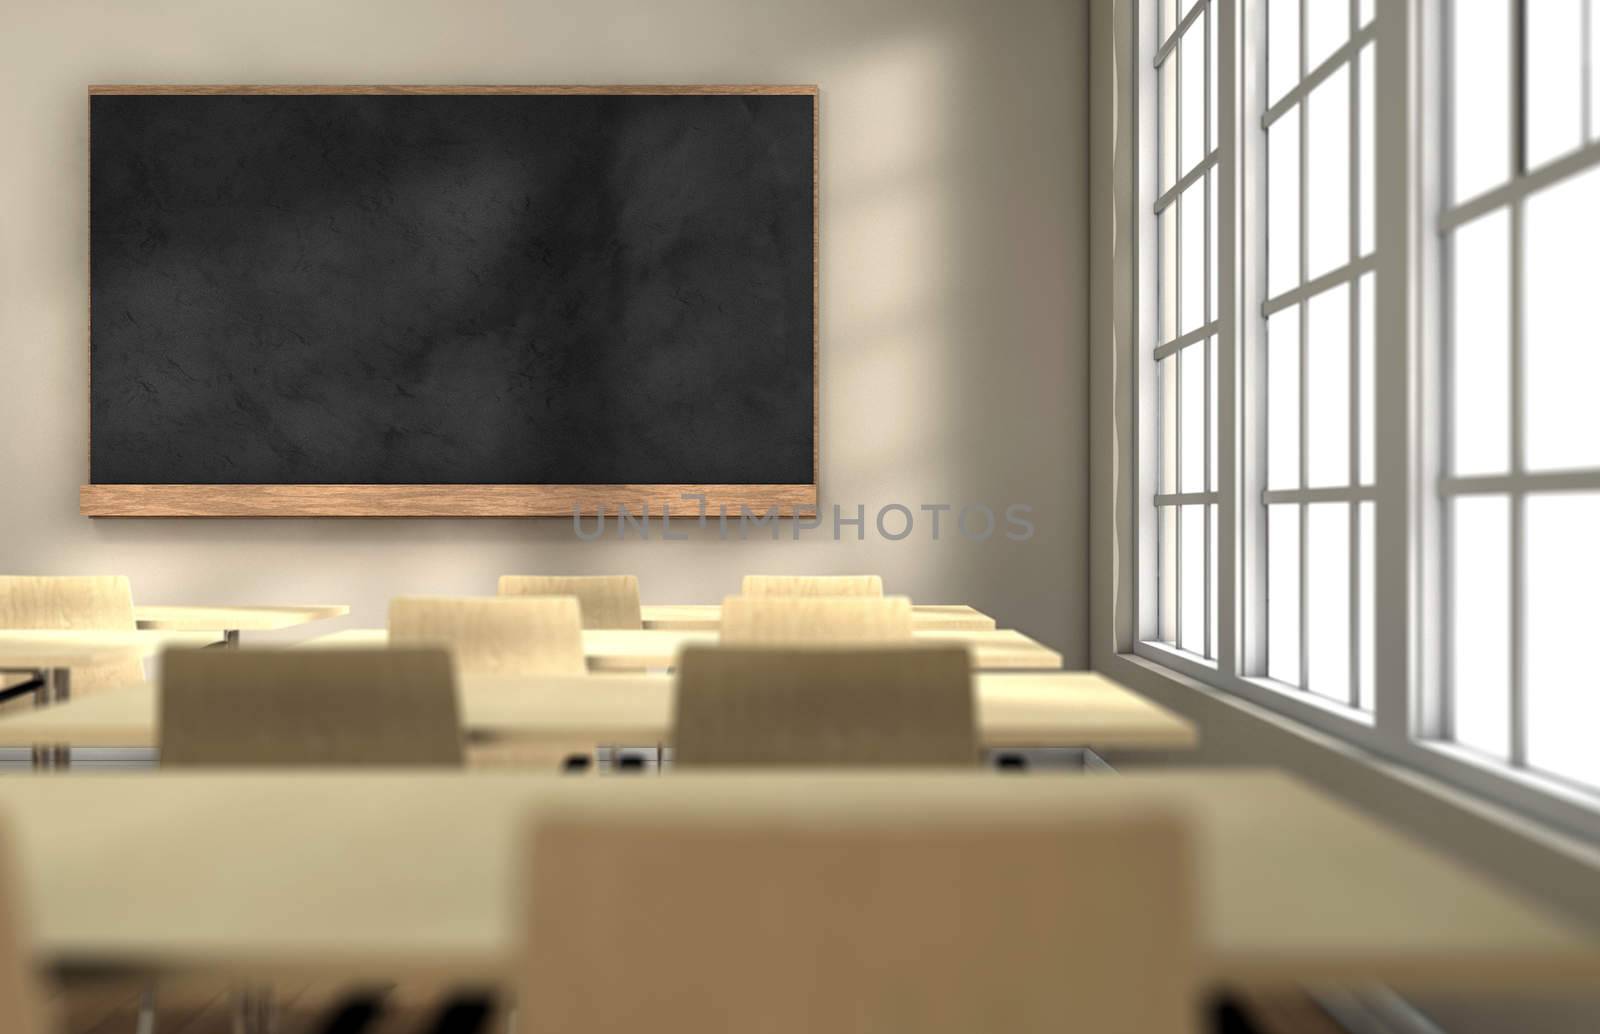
[674,646,977,767]
[389,596,586,676]
[740,574,884,598]
[159,648,463,766]
[520,807,1196,1034]
[719,595,913,645]
[0,823,44,1034]
[0,575,143,694]
[496,575,642,630]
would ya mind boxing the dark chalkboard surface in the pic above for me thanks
[87,87,815,513]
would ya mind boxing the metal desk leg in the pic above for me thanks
[29,669,73,770]
[30,743,68,770]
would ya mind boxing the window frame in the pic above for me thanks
[1430,0,1600,793]
[1148,0,1223,660]
[1132,0,1228,672]
[1124,0,1600,843]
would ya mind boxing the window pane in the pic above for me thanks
[1359,0,1373,28]
[1181,503,1207,654]
[1268,0,1301,105]
[1208,4,1218,152]
[1267,504,1302,684]
[1208,502,1219,659]
[1160,355,1178,494]
[1208,171,1218,322]
[1305,0,1347,73]
[1357,272,1375,484]
[1181,181,1206,335]
[1306,502,1351,703]
[1208,335,1218,490]
[1525,0,1584,169]
[1181,344,1206,493]
[1159,505,1178,643]
[1307,284,1351,489]
[1358,45,1374,256]
[1592,7,1600,143]
[1268,116,1301,298]
[1450,209,1510,476]
[1164,204,1177,342]
[1526,493,1600,789]
[1307,65,1352,281]
[1181,15,1207,174]
[1450,495,1511,761]
[1358,501,1374,710]
[1161,57,1178,194]
[1449,0,1510,203]
[1161,0,1179,44]
[1267,306,1301,490]
[1525,163,1600,472]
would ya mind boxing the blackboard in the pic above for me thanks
[83,86,816,517]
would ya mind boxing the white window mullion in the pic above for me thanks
[1347,0,1364,709]
[1297,0,1312,697]
[1239,0,1265,677]
[1504,0,1529,771]
[1424,0,1452,744]
[1204,0,1216,661]
[1216,0,1240,677]
[1370,0,1413,744]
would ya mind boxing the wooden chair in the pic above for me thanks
[0,823,45,1034]
[497,575,642,629]
[159,648,463,766]
[519,806,1196,1034]
[740,574,884,597]
[389,596,586,677]
[673,645,977,767]
[719,595,913,645]
[392,596,590,768]
[0,575,145,701]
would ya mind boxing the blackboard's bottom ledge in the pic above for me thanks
[79,484,818,519]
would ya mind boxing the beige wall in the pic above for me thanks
[0,0,1089,653]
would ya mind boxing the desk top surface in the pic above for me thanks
[0,630,217,667]
[0,670,1196,752]
[640,603,996,631]
[0,769,1592,990]
[134,604,350,631]
[300,628,1064,671]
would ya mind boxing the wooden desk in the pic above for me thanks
[300,628,1065,671]
[640,603,997,631]
[0,770,1592,990]
[0,631,218,704]
[134,604,350,647]
[0,671,1197,753]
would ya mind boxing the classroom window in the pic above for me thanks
[1130,0,1600,837]
[1256,0,1376,709]
[1435,0,1600,791]
[1150,0,1222,661]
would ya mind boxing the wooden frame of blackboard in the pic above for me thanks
[80,84,819,519]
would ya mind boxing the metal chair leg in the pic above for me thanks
[136,986,157,1034]
[231,986,279,1034]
